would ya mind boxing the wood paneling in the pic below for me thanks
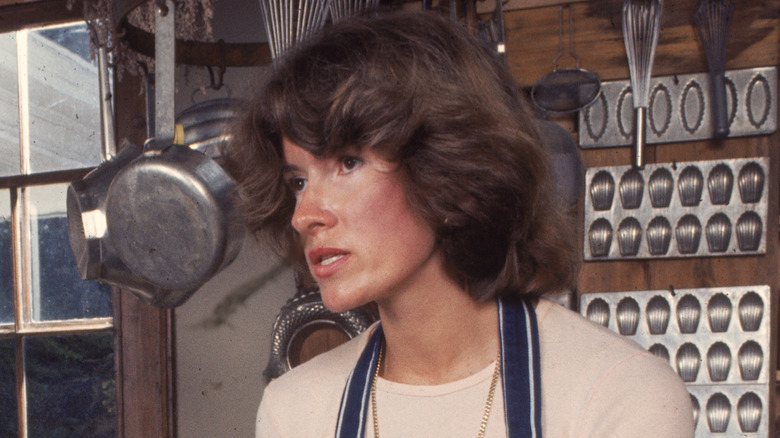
[0,0,82,33]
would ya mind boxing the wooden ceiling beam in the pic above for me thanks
[0,0,83,33]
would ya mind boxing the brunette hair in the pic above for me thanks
[224,9,579,300]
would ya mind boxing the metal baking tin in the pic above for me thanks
[584,157,768,260]
[578,67,777,148]
[580,286,771,437]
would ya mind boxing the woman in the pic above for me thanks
[226,9,694,438]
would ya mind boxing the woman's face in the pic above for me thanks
[283,138,442,312]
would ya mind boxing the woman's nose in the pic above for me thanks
[291,185,337,234]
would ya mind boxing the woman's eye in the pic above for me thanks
[288,177,307,192]
[340,156,362,173]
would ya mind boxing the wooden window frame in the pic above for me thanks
[0,2,176,437]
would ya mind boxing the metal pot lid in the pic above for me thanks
[105,144,243,292]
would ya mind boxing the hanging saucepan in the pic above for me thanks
[103,137,244,306]
[531,5,601,114]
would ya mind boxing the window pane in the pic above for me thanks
[28,184,111,321]
[25,333,115,438]
[0,190,11,324]
[25,23,102,173]
[0,337,18,437]
[0,32,20,177]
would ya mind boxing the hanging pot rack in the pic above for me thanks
[120,20,272,67]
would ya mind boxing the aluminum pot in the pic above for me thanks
[103,139,244,307]
[67,141,187,304]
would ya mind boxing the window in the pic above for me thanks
[0,22,116,438]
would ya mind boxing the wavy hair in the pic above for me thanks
[224,9,579,300]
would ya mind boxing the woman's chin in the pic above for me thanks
[319,290,369,314]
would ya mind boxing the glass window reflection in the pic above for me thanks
[24,23,102,173]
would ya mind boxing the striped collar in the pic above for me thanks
[335,296,542,437]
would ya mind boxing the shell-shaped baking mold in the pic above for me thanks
[617,217,642,257]
[738,292,764,331]
[584,158,769,260]
[648,167,673,208]
[676,294,701,334]
[707,293,732,333]
[737,392,762,433]
[676,343,701,382]
[707,164,734,205]
[705,213,732,253]
[618,168,644,209]
[706,393,731,433]
[646,217,672,255]
[678,166,704,207]
[737,341,763,381]
[589,170,615,211]
[648,343,670,363]
[616,297,640,335]
[735,211,762,252]
[707,342,731,382]
[580,285,771,437]
[645,295,670,335]
[585,298,610,327]
[675,214,702,254]
[738,161,765,203]
[588,218,613,257]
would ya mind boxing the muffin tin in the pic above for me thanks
[580,286,772,437]
[584,158,769,260]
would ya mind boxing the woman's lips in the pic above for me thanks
[308,248,350,278]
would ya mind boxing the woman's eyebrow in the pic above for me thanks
[281,163,300,174]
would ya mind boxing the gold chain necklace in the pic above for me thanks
[370,341,502,438]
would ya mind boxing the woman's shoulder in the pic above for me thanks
[535,297,682,384]
[257,323,377,437]
[535,298,694,437]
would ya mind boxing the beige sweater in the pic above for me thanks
[256,299,694,437]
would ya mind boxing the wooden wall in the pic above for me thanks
[501,0,778,305]
[499,0,779,426]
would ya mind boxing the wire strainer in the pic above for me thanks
[531,5,601,114]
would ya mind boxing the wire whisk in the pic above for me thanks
[329,0,379,23]
[694,0,734,138]
[258,0,332,59]
[622,0,663,168]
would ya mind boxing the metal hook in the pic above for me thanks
[206,40,227,90]
[156,0,170,16]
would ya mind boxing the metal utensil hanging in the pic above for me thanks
[622,0,663,168]
[531,5,601,114]
[329,0,378,24]
[258,0,332,59]
[694,0,734,139]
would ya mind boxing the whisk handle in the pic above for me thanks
[633,106,646,169]
[710,71,730,139]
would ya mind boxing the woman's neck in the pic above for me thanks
[375,276,499,386]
